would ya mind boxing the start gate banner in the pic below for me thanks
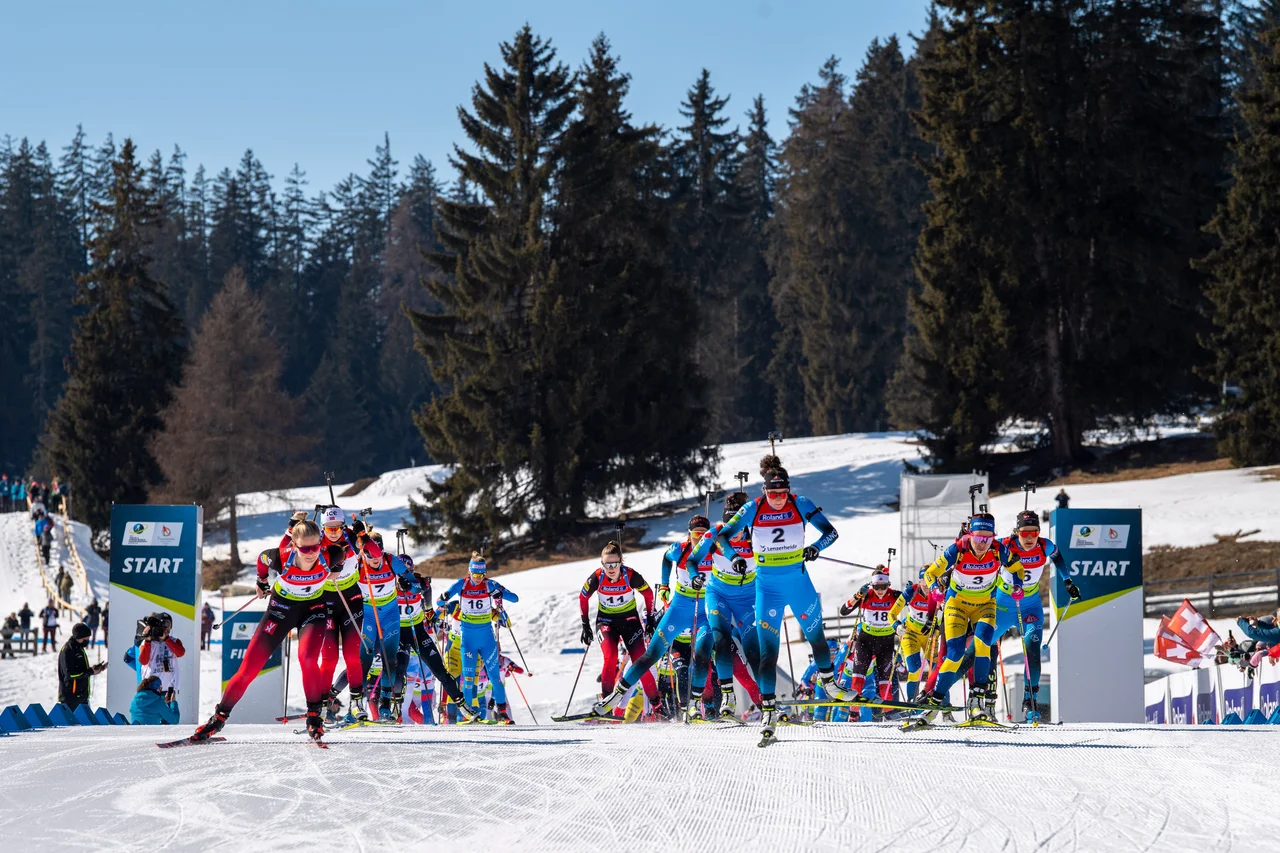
[106,505,203,723]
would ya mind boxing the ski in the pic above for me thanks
[785,696,963,713]
[273,715,305,723]
[156,736,227,749]
[758,727,778,748]
[954,718,1018,730]
[551,711,617,723]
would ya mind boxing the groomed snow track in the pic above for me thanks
[1,722,1274,851]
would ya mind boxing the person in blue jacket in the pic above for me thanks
[130,675,180,724]
[436,553,520,724]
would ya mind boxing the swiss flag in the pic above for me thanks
[1155,615,1203,668]
[1166,599,1222,656]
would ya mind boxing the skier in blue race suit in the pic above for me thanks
[686,455,853,730]
[437,553,520,724]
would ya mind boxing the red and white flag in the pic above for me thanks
[1166,599,1222,656]
[1154,615,1203,667]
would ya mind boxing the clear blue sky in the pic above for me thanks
[2,0,935,194]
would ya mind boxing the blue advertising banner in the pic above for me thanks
[1145,700,1166,724]
[1050,508,1143,621]
[106,504,203,723]
[220,607,284,722]
[1169,692,1192,725]
[1048,508,1144,723]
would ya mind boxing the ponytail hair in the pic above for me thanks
[290,519,321,541]
[759,454,783,476]
[601,540,622,558]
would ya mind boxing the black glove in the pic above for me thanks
[730,556,749,574]
[1065,578,1082,601]
[803,545,819,562]
[397,574,413,592]
[645,611,657,635]
[255,578,270,596]
[350,518,366,537]
[580,618,593,646]
[690,572,706,591]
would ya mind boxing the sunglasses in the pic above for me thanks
[295,543,322,555]
[764,489,789,496]
[323,524,343,532]
[602,561,621,570]
[1017,528,1040,535]
[969,532,994,541]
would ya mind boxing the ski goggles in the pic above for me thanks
[602,560,622,570]
[294,543,322,555]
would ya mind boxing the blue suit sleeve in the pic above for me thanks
[713,501,758,553]
[438,579,464,605]
[661,544,680,586]
[489,581,518,603]
[796,496,838,551]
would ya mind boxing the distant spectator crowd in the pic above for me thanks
[0,473,69,515]
[1218,607,1280,675]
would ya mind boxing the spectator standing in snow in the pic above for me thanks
[39,598,58,651]
[130,675,179,725]
[18,602,33,642]
[57,566,73,612]
[58,623,106,710]
[102,602,109,648]
[85,599,102,645]
[0,474,9,513]
[200,602,214,650]
[1,613,17,658]
[1055,488,1070,510]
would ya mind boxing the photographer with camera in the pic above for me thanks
[138,612,184,696]
[130,674,180,724]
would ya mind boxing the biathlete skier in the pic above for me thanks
[593,514,717,721]
[685,456,852,735]
[437,553,520,724]
[192,520,345,743]
[992,510,1081,722]
[579,541,663,713]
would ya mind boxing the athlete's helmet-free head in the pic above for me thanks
[1015,510,1040,533]
[688,515,711,536]
[468,552,487,577]
[723,491,749,523]
[871,569,890,589]
[760,454,791,510]
[321,506,344,528]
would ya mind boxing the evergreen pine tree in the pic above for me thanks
[407,26,576,547]
[46,139,185,534]
[1199,26,1280,465]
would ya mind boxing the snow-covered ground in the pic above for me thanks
[1,722,1274,851]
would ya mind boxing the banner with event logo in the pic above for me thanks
[1144,679,1168,723]
[1167,669,1196,725]
[1257,662,1280,720]
[106,505,203,723]
[1219,666,1254,719]
[221,607,283,723]
[1048,509,1144,723]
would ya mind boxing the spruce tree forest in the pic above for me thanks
[5,4,1280,549]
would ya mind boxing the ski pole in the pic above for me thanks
[564,643,590,717]
[1045,597,1072,646]
[336,585,373,653]
[282,633,292,721]
[816,555,880,571]
[212,595,262,630]
[783,617,797,699]
[510,672,539,725]
[997,640,1011,720]
[505,624,533,675]
[685,591,700,723]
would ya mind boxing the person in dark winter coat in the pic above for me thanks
[129,675,180,724]
[58,623,106,709]
[1055,489,1070,510]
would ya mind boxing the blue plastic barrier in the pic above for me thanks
[113,712,129,725]
[0,705,32,733]
[1269,708,1280,725]
[1221,712,1244,725]
[1199,717,1215,724]
[23,704,53,728]
[1244,709,1268,725]
[93,707,113,725]
[72,704,98,725]
[48,704,79,726]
